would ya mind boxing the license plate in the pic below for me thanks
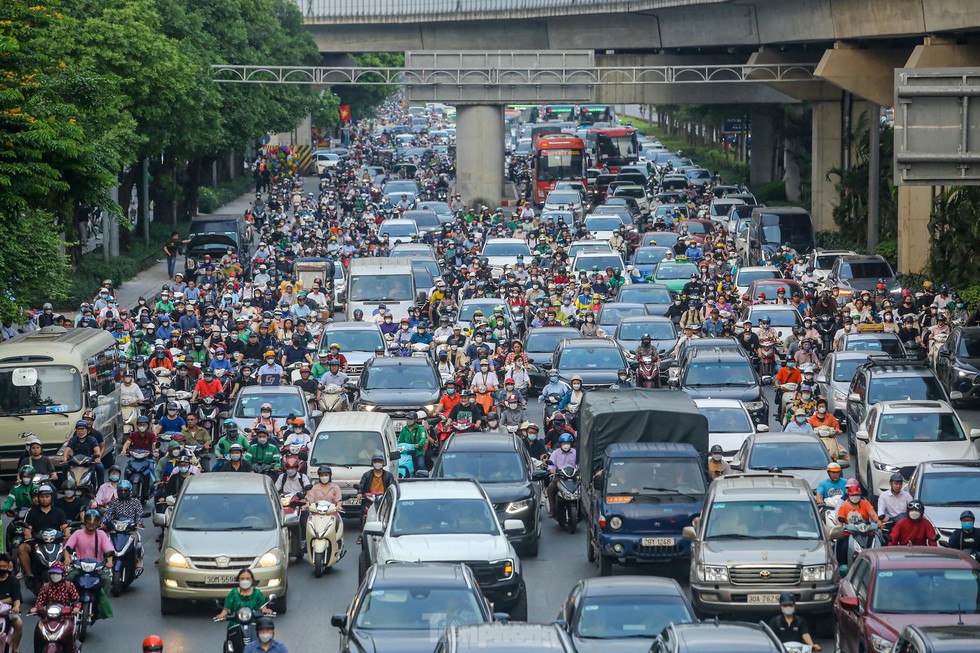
[343,497,361,506]
[747,594,780,605]
[204,575,235,585]
[641,537,674,546]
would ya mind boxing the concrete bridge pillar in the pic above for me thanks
[455,104,505,208]
[810,100,843,233]
[750,110,776,186]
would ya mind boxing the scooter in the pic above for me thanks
[815,425,849,462]
[125,449,154,502]
[757,339,778,377]
[637,355,659,388]
[214,595,277,653]
[777,382,798,423]
[26,529,66,595]
[71,557,106,642]
[280,492,307,562]
[321,383,349,412]
[553,466,581,535]
[31,603,76,653]
[411,342,431,359]
[839,519,881,573]
[65,456,97,505]
[3,507,30,575]
[397,443,416,478]
[306,501,345,578]
[107,518,141,596]
[542,392,563,426]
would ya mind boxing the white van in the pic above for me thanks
[309,412,398,511]
[346,257,416,322]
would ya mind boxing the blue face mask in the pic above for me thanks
[963,522,975,531]
[787,362,796,368]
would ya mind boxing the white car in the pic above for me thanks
[481,238,533,278]
[567,240,613,261]
[694,398,768,461]
[314,152,341,175]
[543,190,584,220]
[583,215,625,241]
[708,198,745,225]
[571,251,630,283]
[855,400,980,496]
[378,218,419,242]
[809,249,858,283]
[733,266,782,297]
[739,304,803,341]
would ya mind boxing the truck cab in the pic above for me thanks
[587,442,706,576]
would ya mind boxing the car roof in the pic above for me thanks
[904,624,980,648]
[746,303,801,313]
[918,460,980,473]
[618,315,673,326]
[737,266,779,274]
[396,478,486,500]
[484,237,527,245]
[371,562,473,586]
[441,432,521,453]
[578,576,684,596]
[865,546,979,569]
[670,621,780,650]
[314,411,390,432]
[182,472,272,494]
[560,337,619,349]
[876,400,953,414]
[711,473,812,497]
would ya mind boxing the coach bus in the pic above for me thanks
[532,134,586,204]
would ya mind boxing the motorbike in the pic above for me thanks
[125,449,154,502]
[321,383,349,412]
[64,455,97,505]
[637,355,659,388]
[4,507,29,574]
[815,425,849,462]
[837,518,882,573]
[26,529,66,595]
[0,602,13,653]
[32,603,76,653]
[306,501,345,578]
[410,342,431,359]
[564,403,581,432]
[195,398,222,444]
[71,557,106,642]
[777,382,798,423]
[107,518,140,596]
[281,441,309,476]
[397,443,417,479]
[553,466,581,535]
[814,314,836,353]
[215,595,277,653]
[359,492,382,531]
[542,393,563,425]
[280,491,307,562]
[757,339,778,377]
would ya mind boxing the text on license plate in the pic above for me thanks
[343,497,361,506]
[641,537,674,546]
[747,594,780,605]
[205,575,235,585]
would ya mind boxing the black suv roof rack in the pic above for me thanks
[863,355,930,368]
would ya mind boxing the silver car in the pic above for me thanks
[814,351,882,427]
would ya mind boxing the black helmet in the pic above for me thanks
[487,411,499,420]
[317,464,332,476]
[779,592,796,606]
[255,616,275,631]
[61,476,78,491]
[709,444,723,455]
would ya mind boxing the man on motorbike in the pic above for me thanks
[767,593,821,652]
[248,427,281,470]
[1,465,36,513]
[63,419,105,487]
[613,369,634,389]
[448,390,485,431]
[102,481,144,572]
[356,453,395,504]
[546,433,577,518]
[545,413,576,449]
[318,360,348,390]
[877,473,913,524]
[707,445,732,480]
[946,510,978,553]
[64,508,114,618]
[0,553,22,652]
[785,408,815,433]
[523,423,548,460]
[888,500,938,547]
[397,412,429,472]
[214,422,250,471]
[156,403,186,436]
[20,485,69,583]
[246,616,287,653]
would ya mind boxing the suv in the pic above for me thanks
[157,473,291,614]
[331,563,499,653]
[855,400,980,495]
[431,432,548,556]
[684,472,838,623]
[934,325,980,404]
[551,337,629,389]
[319,321,387,382]
[909,460,980,544]
[360,479,528,619]
[844,356,951,452]
[652,621,784,653]
[673,349,769,425]
[824,254,900,301]
[353,356,443,423]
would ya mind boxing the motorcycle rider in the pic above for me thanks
[767,593,821,652]
[523,423,547,460]
[214,568,273,625]
[223,444,253,473]
[93,464,122,507]
[836,478,884,565]
[613,369,634,389]
[707,445,732,480]
[447,390,485,431]
[785,407,815,433]
[102,480,144,572]
[305,465,342,508]
[317,360,348,390]
[814,463,847,507]
[20,485,69,584]
[63,419,105,487]
[889,500,938,546]
[246,616,287,653]
[546,433,577,518]
[1,464,37,514]
[356,453,395,505]
[31,562,79,650]
[214,420,250,470]
[18,434,57,481]
[275,457,311,541]
[946,510,978,553]
[545,413,576,449]
[121,416,157,461]
[64,508,114,619]
[877,473,913,524]
[249,403,283,440]
[499,397,526,428]
[56,478,86,523]
[0,553,22,653]
[397,412,429,472]
[248,427,281,471]
[808,398,841,431]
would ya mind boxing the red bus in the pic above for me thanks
[586,126,640,173]
[532,134,586,205]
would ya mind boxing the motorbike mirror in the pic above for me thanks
[628,360,639,370]
[331,613,348,632]
[502,519,525,534]
[311,410,323,419]
[531,469,549,482]
[426,416,441,425]
[86,391,99,408]
[761,375,773,385]
[165,495,176,507]
[152,513,169,527]
[283,513,300,527]
[938,346,950,357]
[756,424,769,433]
[413,470,430,479]
[837,459,851,469]
[540,361,552,370]
[553,618,567,630]
[302,485,313,493]
[682,526,698,541]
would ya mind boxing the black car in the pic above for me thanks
[354,357,443,421]
[672,349,769,425]
[551,337,630,389]
[652,621,783,653]
[522,327,581,393]
[555,577,696,653]
[438,624,575,653]
[613,316,677,372]
[616,284,673,316]
[331,563,499,653]
[431,432,548,556]
[935,326,980,405]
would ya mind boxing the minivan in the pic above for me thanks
[346,257,416,322]
[309,412,398,512]
[745,207,815,265]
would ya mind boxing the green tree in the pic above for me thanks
[928,187,980,286]
[333,53,404,120]
[312,91,341,131]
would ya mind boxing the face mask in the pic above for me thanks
[258,633,274,644]
[50,574,63,584]
[230,454,242,461]
[795,416,806,424]
[849,495,861,504]
[817,407,827,414]
[619,375,627,381]
[711,454,722,462]
[885,315,893,321]
[572,383,581,390]
[787,362,796,368]
[963,522,975,531]
[781,606,795,617]
[261,411,271,418]
[802,394,811,400]
[560,444,571,452]
[373,462,384,470]
[320,476,331,484]
[549,376,558,383]
[909,511,922,520]
[528,433,537,441]
[446,388,455,395]
[157,353,165,358]
[178,465,190,474]
[109,474,120,483]
[488,420,499,428]
[287,469,297,477]
[803,345,811,351]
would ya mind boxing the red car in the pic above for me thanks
[675,219,714,243]
[744,279,804,305]
[834,547,980,653]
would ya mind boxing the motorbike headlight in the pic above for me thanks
[609,516,623,530]
[505,499,533,514]
[802,563,834,582]
[258,550,280,568]
[870,633,895,653]
[697,564,729,582]
[872,460,900,473]
[113,520,128,532]
[40,529,56,543]
[46,606,61,620]
[743,401,764,411]
[80,561,97,573]
[166,549,190,568]
[237,607,254,623]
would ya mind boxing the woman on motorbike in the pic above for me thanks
[249,403,283,440]
[214,569,273,624]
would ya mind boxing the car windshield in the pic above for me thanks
[354,587,485,630]
[573,255,623,272]
[868,377,946,404]
[459,302,505,322]
[705,501,821,540]
[586,217,625,231]
[656,264,699,280]
[700,407,753,433]
[418,202,451,215]
[482,242,532,257]
[843,337,905,356]
[362,364,438,391]
[605,458,706,496]
[918,472,980,506]
[619,287,672,304]
[526,331,577,355]
[643,233,680,247]
[871,569,980,614]
[600,306,647,324]
[0,366,82,416]
[618,321,676,341]
[875,412,965,442]
[959,334,980,358]
[234,393,305,418]
[748,441,828,470]
[349,273,414,302]
[320,329,385,354]
[437,451,527,483]
[404,212,439,227]
[311,431,385,467]
[736,269,779,286]
[684,362,755,387]
[749,309,800,327]
[391,499,498,536]
[574,595,693,639]
[558,347,625,370]
[546,192,579,205]
[568,243,611,259]
[833,358,866,383]
[632,249,668,265]
[815,254,841,270]
[379,222,417,238]
[759,213,814,249]
[679,221,708,234]
[842,260,893,279]
[752,283,798,301]
[613,187,644,199]
[173,493,277,531]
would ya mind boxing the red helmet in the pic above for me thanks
[505,378,515,384]
[757,292,766,299]
[845,478,861,496]
[143,635,164,652]
[284,456,300,470]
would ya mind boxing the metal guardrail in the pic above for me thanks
[295,0,710,22]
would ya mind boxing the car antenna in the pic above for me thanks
[958,603,964,626]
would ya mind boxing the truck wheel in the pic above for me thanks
[586,531,596,563]
[598,554,613,577]
[509,582,528,621]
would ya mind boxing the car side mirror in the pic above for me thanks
[363,521,384,536]
[311,410,323,419]
[838,595,860,612]
[532,469,549,482]
[971,428,980,441]
[951,391,964,401]
[503,519,525,534]
[682,526,698,541]
[856,430,870,442]
[331,614,348,632]
[152,513,168,527]
[414,470,430,478]
[838,459,851,469]
[761,375,773,385]
[389,451,400,461]
[847,393,861,403]
[554,619,568,631]
[592,475,603,491]
[283,513,300,527]
[730,461,743,471]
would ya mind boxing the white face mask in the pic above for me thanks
[560,444,571,452]
[908,511,922,520]
[711,454,722,462]
[239,579,252,590]
[572,383,581,390]
[319,476,331,484]
[781,606,794,617]
[258,632,274,644]
[849,495,861,504]
[50,574,63,584]
[373,462,384,470]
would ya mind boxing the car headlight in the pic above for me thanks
[743,401,765,411]
[609,516,623,530]
[802,563,834,582]
[492,558,515,579]
[258,550,280,568]
[166,549,190,568]
[359,403,377,412]
[955,367,976,378]
[505,499,533,514]
[872,460,900,473]
[870,633,895,653]
[697,564,728,582]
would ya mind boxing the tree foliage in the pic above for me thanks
[928,187,980,286]
[333,53,404,120]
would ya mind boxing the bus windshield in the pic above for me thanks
[536,149,584,181]
[0,366,83,416]
[596,133,638,166]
